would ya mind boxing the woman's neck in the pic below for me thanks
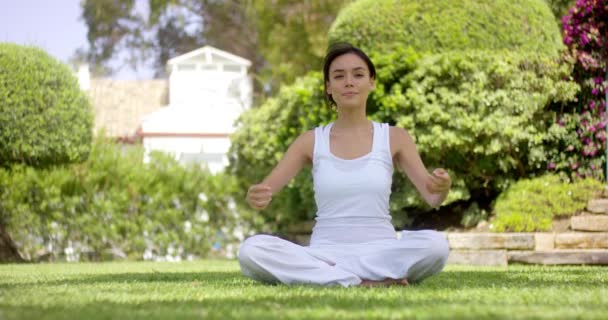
[334,105,369,130]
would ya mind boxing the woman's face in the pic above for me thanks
[326,53,375,109]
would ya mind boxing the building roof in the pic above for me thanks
[167,46,252,67]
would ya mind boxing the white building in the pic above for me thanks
[139,46,252,173]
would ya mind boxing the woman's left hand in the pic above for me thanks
[426,168,451,194]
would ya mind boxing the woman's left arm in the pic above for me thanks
[390,126,451,208]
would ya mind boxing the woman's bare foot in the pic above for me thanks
[359,278,409,287]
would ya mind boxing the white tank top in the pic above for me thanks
[310,121,397,245]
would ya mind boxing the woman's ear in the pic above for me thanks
[370,78,376,90]
[326,82,332,94]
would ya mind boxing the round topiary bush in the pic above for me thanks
[328,0,563,57]
[0,43,93,168]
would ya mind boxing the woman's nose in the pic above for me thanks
[344,74,354,86]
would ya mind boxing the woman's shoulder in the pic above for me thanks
[300,122,333,139]
[388,125,416,154]
[388,125,411,138]
[290,129,315,156]
[298,129,315,141]
[290,129,315,160]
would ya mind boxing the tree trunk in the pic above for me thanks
[0,223,24,263]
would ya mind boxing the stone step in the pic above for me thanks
[448,250,507,266]
[570,215,608,232]
[555,233,608,249]
[534,233,555,250]
[447,233,534,250]
[588,199,608,214]
[508,250,608,265]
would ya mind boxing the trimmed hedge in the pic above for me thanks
[328,0,563,57]
[0,43,93,167]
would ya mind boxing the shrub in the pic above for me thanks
[328,0,563,58]
[0,43,93,167]
[0,138,247,262]
[492,174,603,232]
[380,51,579,216]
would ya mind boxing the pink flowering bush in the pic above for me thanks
[549,0,607,180]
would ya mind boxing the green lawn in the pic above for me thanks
[0,261,606,319]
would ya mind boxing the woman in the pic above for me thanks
[238,43,451,287]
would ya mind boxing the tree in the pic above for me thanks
[78,0,349,97]
[79,0,139,76]
[250,1,350,93]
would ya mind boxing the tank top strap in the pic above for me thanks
[371,122,393,164]
[313,124,330,165]
[370,122,381,153]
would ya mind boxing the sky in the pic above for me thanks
[0,0,152,79]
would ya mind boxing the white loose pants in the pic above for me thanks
[238,230,449,287]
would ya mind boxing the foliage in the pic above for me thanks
[229,50,579,230]
[0,138,249,262]
[251,1,350,93]
[228,73,332,229]
[460,202,490,228]
[1,262,608,319]
[492,174,603,232]
[549,0,608,180]
[0,43,93,168]
[79,0,137,76]
[329,0,563,58]
[381,51,578,218]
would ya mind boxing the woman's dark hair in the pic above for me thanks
[323,42,376,107]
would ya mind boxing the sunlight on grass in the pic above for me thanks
[0,261,607,319]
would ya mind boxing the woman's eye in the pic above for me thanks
[334,75,343,79]
[355,74,364,77]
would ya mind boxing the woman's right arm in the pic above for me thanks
[246,130,314,210]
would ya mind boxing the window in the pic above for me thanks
[200,64,217,71]
[177,64,196,71]
[223,65,242,73]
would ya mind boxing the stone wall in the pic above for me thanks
[448,198,608,266]
[287,199,608,266]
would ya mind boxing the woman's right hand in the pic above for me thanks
[246,184,273,210]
